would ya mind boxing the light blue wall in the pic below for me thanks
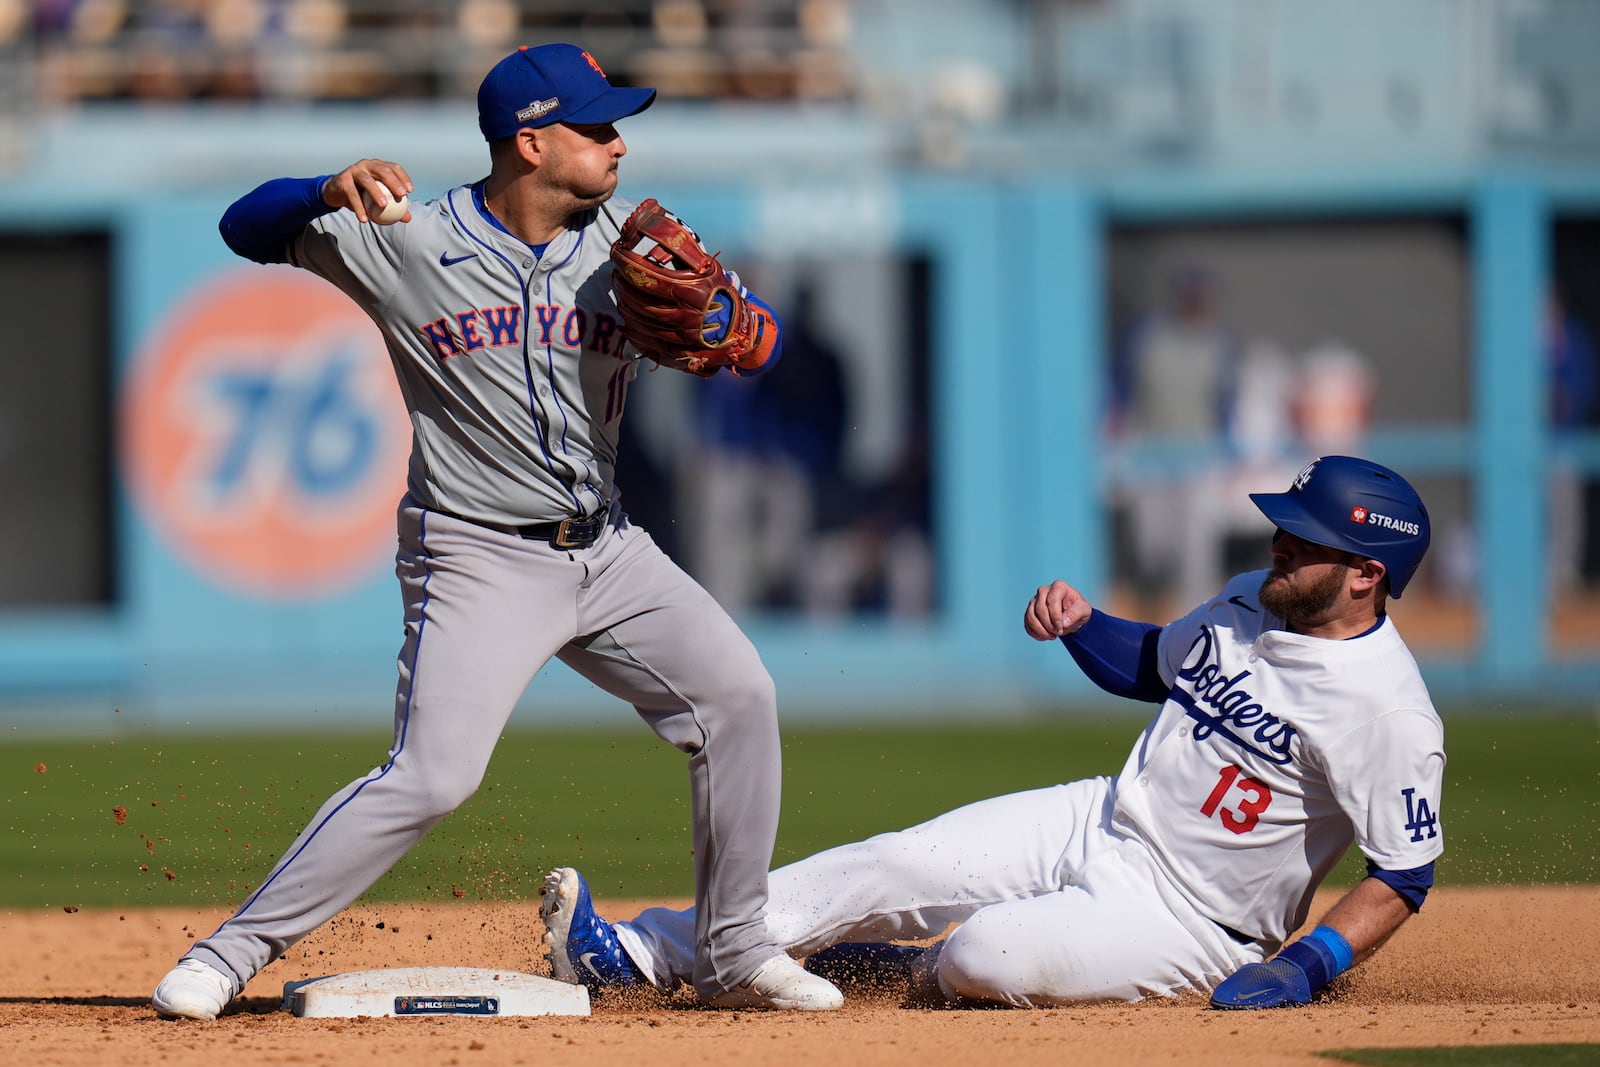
[2,120,1598,731]
[1472,177,1548,685]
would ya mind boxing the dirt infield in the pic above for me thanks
[4,887,1597,1066]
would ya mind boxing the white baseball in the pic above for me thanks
[362,181,410,225]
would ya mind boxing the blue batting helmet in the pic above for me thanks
[1249,455,1431,597]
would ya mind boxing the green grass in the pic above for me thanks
[1323,1045,1600,1066]
[1,709,1595,910]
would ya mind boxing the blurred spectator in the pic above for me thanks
[25,0,81,38]
[680,278,849,612]
[801,415,933,620]
[1215,338,1380,583]
[1545,287,1599,594]
[760,281,850,500]
[634,0,727,99]
[612,385,686,566]
[1292,338,1376,455]
[1214,337,1302,572]
[1229,338,1298,461]
[19,0,853,104]
[1112,264,1239,611]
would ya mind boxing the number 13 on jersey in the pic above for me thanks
[1200,764,1273,835]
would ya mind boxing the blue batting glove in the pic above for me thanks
[1209,956,1313,1009]
[1210,925,1354,1010]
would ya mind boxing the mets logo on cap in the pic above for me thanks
[121,267,411,600]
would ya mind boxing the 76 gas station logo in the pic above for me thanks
[122,269,410,599]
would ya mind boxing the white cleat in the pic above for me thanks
[708,954,844,1011]
[152,958,238,1021]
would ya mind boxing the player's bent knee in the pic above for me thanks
[409,783,480,821]
[688,668,777,721]
[937,911,1122,1008]
[935,926,1033,1008]
[392,762,489,819]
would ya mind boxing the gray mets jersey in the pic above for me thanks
[291,186,648,526]
[181,181,789,1004]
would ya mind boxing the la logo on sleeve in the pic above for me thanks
[1402,787,1439,842]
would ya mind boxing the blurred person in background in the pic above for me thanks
[1292,339,1376,457]
[681,278,848,612]
[1544,286,1599,595]
[801,414,933,619]
[1113,264,1240,612]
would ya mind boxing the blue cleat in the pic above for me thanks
[1209,958,1314,1009]
[803,942,927,990]
[540,867,642,991]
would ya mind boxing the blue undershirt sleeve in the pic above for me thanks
[1059,609,1170,703]
[219,175,339,265]
[1366,859,1434,911]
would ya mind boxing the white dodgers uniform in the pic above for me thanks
[614,571,1446,1005]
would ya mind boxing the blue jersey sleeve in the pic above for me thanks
[219,175,339,265]
[1366,859,1434,911]
[1059,609,1170,703]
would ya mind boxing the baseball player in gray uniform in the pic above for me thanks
[151,43,842,1019]
[540,456,1444,1009]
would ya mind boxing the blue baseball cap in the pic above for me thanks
[477,44,656,142]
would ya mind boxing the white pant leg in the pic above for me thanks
[936,835,1262,1006]
[616,779,1114,989]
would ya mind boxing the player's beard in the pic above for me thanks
[1258,564,1347,623]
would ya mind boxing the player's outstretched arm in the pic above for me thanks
[1026,582,1170,703]
[1210,877,1414,1009]
[219,159,415,264]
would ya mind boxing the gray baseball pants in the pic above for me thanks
[185,500,784,999]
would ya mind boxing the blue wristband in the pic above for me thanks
[1277,925,1354,994]
[1305,925,1355,973]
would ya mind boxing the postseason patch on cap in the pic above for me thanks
[517,97,559,123]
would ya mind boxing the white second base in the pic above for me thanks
[283,966,591,1018]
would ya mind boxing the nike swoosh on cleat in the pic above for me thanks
[1228,595,1258,612]
[439,251,478,267]
[1226,986,1277,1001]
[578,952,605,980]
